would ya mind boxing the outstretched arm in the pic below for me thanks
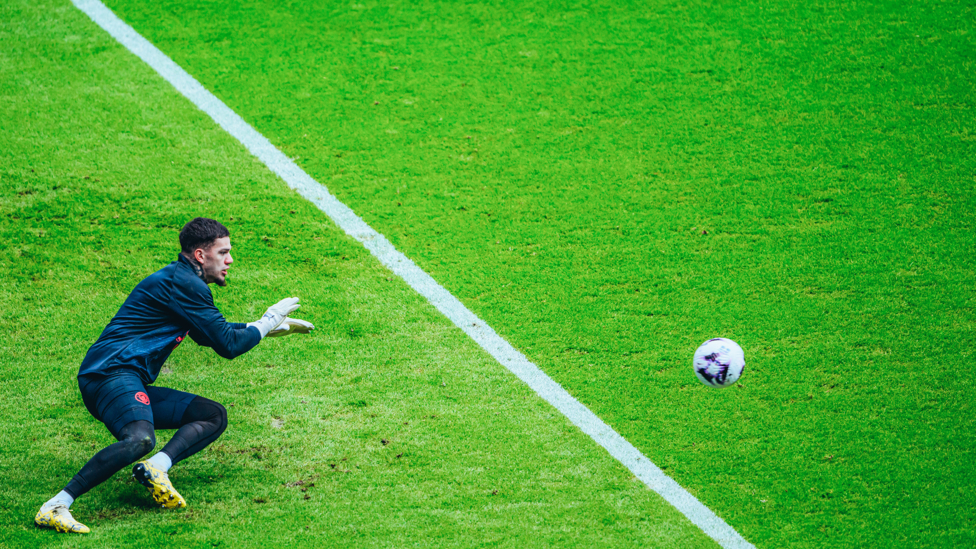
[174,291,261,360]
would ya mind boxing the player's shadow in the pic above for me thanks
[111,479,159,509]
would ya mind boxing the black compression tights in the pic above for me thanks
[64,397,227,499]
[159,397,227,465]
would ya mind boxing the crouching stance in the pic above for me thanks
[36,218,313,533]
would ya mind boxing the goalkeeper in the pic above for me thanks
[35,217,312,534]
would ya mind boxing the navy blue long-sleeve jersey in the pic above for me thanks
[79,254,261,384]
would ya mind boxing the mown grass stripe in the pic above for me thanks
[70,0,754,546]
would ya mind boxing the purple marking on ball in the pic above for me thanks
[697,352,730,385]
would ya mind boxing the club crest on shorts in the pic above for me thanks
[135,392,150,405]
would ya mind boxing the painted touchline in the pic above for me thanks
[70,1,754,547]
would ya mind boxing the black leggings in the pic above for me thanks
[64,397,227,499]
[160,396,227,464]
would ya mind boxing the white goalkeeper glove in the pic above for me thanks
[267,317,315,337]
[247,297,300,338]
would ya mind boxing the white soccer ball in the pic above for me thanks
[693,338,745,388]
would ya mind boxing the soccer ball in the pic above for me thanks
[693,338,745,388]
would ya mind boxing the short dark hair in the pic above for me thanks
[179,217,230,254]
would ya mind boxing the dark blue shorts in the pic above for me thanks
[78,371,199,439]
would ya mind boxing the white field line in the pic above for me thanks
[70,1,754,547]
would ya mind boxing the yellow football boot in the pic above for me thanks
[34,505,90,533]
[132,461,186,509]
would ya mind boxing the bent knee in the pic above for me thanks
[205,399,227,423]
[136,434,156,455]
[185,397,228,433]
[120,432,156,461]
[212,402,228,433]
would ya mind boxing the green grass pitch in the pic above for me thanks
[1,0,974,547]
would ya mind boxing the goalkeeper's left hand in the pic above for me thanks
[267,317,315,337]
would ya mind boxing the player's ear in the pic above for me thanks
[193,247,207,263]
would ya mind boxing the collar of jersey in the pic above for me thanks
[176,253,208,283]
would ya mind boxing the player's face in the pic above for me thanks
[197,237,233,286]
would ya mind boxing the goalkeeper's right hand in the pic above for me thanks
[247,297,300,338]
